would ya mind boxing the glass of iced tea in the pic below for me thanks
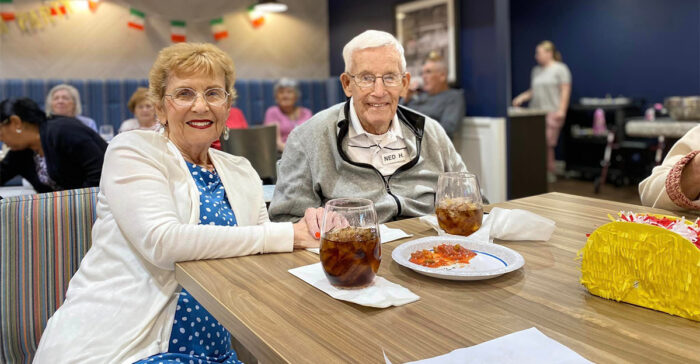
[435,172,484,237]
[320,198,381,289]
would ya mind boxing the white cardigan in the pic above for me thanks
[35,130,294,363]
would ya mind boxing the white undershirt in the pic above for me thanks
[345,98,409,176]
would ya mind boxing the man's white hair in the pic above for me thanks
[342,30,406,73]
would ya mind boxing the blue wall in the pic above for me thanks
[510,0,700,106]
[328,0,511,117]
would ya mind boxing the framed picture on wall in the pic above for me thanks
[395,0,457,84]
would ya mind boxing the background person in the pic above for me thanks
[403,54,465,137]
[0,97,107,192]
[512,40,572,181]
[263,78,312,152]
[118,87,159,133]
[45,84,98,131]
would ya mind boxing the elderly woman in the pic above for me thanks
[35,43,319,363]
[0,98,107,192]
[119,87,159,133]
[46,83,98,131]
[263,78,312,152]
[639,125,700,212]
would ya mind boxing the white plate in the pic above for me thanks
[391,236,525,281]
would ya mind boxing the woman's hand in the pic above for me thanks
[303,207,324,239]
[512,95,524,107]
[512,90,532,107]
[292,207,352,249]
[292,218,318,249]
[680,153,700,201]
[292,207,324,249]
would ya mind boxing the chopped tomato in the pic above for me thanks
[409,244,477,268]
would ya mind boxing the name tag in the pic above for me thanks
[382,150,407,165]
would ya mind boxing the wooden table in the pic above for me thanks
[175,193,700,363]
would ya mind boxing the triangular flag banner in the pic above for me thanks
[88,0,100,13]
[170,19,186,42]
[128,7,144,30]
[247,5,264,28]
[210,17,228,41]
[0,0,15,21]
[49,1,71,16]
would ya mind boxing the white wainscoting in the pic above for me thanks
[452,117,507,203]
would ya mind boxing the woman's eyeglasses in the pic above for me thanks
[164,87,229,107]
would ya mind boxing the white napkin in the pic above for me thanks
[288,262,419,308]
[420,207,555,242]
[306,224,413,254]
[385,327,592,364]
[488,207,555,241]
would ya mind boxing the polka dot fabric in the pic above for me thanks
[188,162,238,227]
[134,162,241,364]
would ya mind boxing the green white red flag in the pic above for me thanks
[170,20,186,42]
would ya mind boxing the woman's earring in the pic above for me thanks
[223,126,230,140]
[15,129,22,134]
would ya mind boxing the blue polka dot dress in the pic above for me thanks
[135,162,242,364]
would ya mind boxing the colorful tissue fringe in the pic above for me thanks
[579,212,700,321]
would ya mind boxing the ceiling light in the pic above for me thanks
[254,0,288,13]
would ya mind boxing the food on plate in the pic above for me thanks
[409,243,477,268]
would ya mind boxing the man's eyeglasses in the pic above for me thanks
[164,87,229,107]
[346,73,405,88]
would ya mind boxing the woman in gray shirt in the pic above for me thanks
[513,40,572,179]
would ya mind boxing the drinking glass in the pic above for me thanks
[320,198,381,288]
[99,124,114,141]
[435,172,484,236]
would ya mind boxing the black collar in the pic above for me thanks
[336,99,425,140]
[335,99,424,173]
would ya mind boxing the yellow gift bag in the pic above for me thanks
[579,213,700,321]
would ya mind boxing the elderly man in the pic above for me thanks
[403,55,465,137]
[269,30,468,225]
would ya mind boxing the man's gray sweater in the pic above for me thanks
[269,101,468,223]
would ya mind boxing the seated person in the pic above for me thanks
[639,125,700,211]
[269,30,469,224]
[0,98,107,192]
[264,78,312,152]
[45,84,98,131]
[118,87,159,133]
[210,106,248,150]
[402,54,465,137]
[35,42,318,363]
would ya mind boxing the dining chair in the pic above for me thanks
[0,188,99,363]
[220,124,278,183]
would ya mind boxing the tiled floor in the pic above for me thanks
[548,178,642,205]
